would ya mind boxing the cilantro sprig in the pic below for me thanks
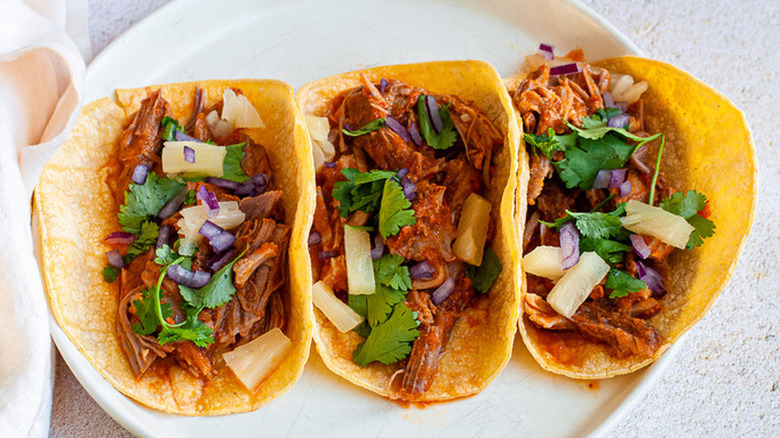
[417,95,457,150]
[660,191,715,249]
[605,268,647,299]
[342,118,387,137]
[466,248,502,294]
[378,179,416,238]
[352,303,420,366]
[118,172,185,234]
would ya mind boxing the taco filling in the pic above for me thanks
[308,75,504,400]
[514,47,716,361]
[103,86,292,391]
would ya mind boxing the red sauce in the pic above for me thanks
[529,320,588,367]
[586,380,600,391]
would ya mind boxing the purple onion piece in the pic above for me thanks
[167,264,212,288]
[132,164,149,185]
[603,91,616,109]
[608,168,627,189]
[235,173,269,197]
[636,261,666,298]
[206,177,241,191]
[630,234,651,259]
[616,102,628,113]
[183,145,196,163]
[538,43,554,60]
[323,161,336,168]
[207,248,235,272]
[379,78,388,94]
[592,169,612,189]
[106,249,124,269]
[401,175,416,201]
[539,43,555,55]
[424,95,443,134]
[175,130,200,142]
[607,113,630,129]
[156,225,173,250]
[619,179,633,197]
[319,250,338,260]
[386,116,411,142]
[308,231,322,246]
[549,63,581,76]
[370,234,384,259]
[408,121,422,146]
[158,188,188,220]
[431,278,455,305]
[409,261,435,280]
[197,185,219,218]
[343,122,354,132]
[397,168,410,179]
[209,230,236,253]
[559,221,580,270]
[105,231,136,245]
[199,220,224,240]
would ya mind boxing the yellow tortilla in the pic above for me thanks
[33,79,316,414]
[296,61,523,401]
[508,56,757,379]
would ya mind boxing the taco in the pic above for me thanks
[33,80,315,414]
[296,61,522,402]
[506,49,756,378]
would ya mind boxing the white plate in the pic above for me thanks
[53,0,680,436]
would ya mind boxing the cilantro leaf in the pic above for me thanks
[354,321,372,339]
[570,111,660,144]
[157,310,214,347]
[554,134,639,189]
[161,116,183,141]
[373,254,412,292]
[332,168,396,217]
[605,268,647,299]
[417,95,457,150]
[118,172,185,234]
[580,237,631,265]
[154,244,178,265]
[221,143,250,183]
[378,179,416,238]
[352,303,420,366]
[351,284,407,327]
[659,191,707,219]
[541,208,628,241]
[178,248,247,310]
[524,128,576,158]
[184,189,197,206]
[685,213,716,249]
[132,288,163,336]
[342,118,387,137]
[103,266,119,283]
[347,294,367,319]
[126,221,159,260]
[466,248,502,294]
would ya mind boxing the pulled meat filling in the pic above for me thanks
[112,89,289,379]
[313,78,501,400]
[516,62,672,359]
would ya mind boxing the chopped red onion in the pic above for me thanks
[397,168,410,179]
[379,78,388,94]
[401,174,416,201]
[370,234,384,259]
[619,179,633,197]
[308,231,321,246]
[319,250,338,260]
[207,248,234,272]
[323,161,336,168]
[592,169,612,189]
[608,113,630,129]
[424,95,443,134]
[175,130,200,142]
[609,168,627,189]
[559,221,580,270]
[603,91,616,109]
[132,164,149,185]
[636,261,666,298]
[616,102,628,113]
[409,261,434,280]
[206,177,241,191]
[183,145,196,163]
[106,249,124,269]
[198,220,236,253]
[197,185,219,218]
[549,63,581,76]
[158,188,188,219]
[156,225,172,250]
[105,231,135,245]
[538,43,554,60]
[167,264,211,288]
[409,121,422,146]
[630,234,651,259]
[431,278,455,305]
[199,220,223,239]
[386,116,411,142]
[235,173,269,197]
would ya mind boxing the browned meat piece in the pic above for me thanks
[239,190,283,222]
[630,297,661,319]
[116,287,175,377]
[536,180,579,222]
[174,340,212,377]
[233,242,279,287]
[525,293,575,330]
[440,158,482,222]
[313,188,334,250]
[612,169,650,204]
[321,255,347,293]
[241,137,272,178]
[570,301,662,358]
[527,153,552,205]
[523,209,541,252]
[184,86,205,133]
[404,290,435,326]
[191,113,214,143]
[110,90,168,204]
[386,182,456,264]
[442,94,503,172]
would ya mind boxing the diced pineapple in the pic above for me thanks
[452,193,492,266]
[343,225,375,295]
[311,280,364,332]
[546,252,610,318]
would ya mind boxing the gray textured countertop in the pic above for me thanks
[50,0,779,436]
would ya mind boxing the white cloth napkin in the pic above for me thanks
[0,0,88,436]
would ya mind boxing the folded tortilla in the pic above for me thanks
[296,61,523,401]
[33,79,315,414]
[507,56,757,378]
